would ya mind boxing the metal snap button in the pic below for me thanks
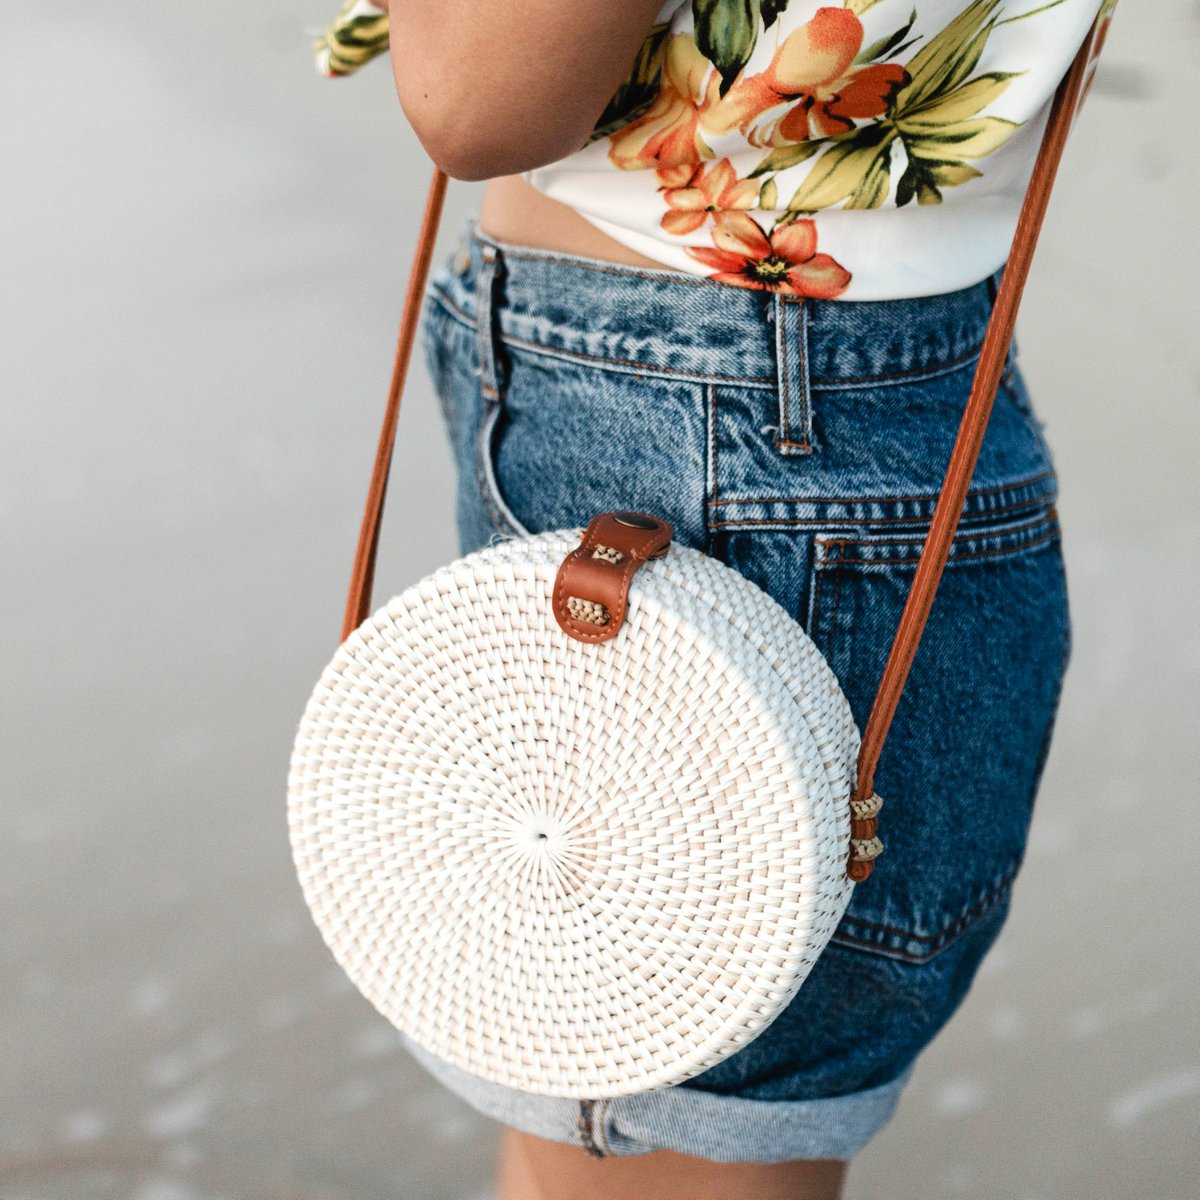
[613,512,660,530]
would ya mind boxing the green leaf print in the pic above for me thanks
[896,155,981,205]
[891,70,1022,204]
[898,70,1020,123]
[899,115,1019,156]
[855,9,918,66]
[785,126,897,212]
[898,0,1003,109]
[747,139,825,179]
[760,0,788,29]
[692,0,761,96]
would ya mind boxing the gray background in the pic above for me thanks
[2,3,1196,1198]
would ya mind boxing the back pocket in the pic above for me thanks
[808,501,1071,962]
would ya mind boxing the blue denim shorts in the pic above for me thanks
[405,216,1072,1164]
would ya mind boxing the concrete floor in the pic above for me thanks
[1,3,1196,1197]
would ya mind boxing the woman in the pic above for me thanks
[316,2,1112,1196]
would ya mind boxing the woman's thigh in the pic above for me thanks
[494,1127,849,1200]
[415,218,1071,1163]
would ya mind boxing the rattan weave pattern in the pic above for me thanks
[287,530,858,1098]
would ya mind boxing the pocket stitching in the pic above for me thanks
[474,396,532,539]
[814,505,1059,569]
[830,522,1059,568]
[711,467,1055,509]
[426,283,474,331]
[709,469,1059,530]
[821,542,848,672]
[830,870,1017,963]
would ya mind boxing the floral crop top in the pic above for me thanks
[315,0,1114,300]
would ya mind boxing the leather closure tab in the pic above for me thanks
[553,512,673,644]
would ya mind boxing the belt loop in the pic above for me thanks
[475,241,507,404]
[771,293,813,456]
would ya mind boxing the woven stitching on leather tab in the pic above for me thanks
[567,595,610,625]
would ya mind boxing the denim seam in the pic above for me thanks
[493,332,777,386]
[475,247,503,402]
[709,500,1052,530]
[806,540,827,634]
[705,382,720,551]
[813,518,1059,568]
[596,1098,614,1155]
[473,252,502,532]
[426,287,999,389]
[797,301,812,451]
[841,870,1018,943]
[473,251,528,540]
[494,326,989,390]
[824,541,847,669]
[831,871,1017,962]
[708,468,1055,508]
[426,285,478,331]
[807,350,983,390]
[819,503,1056,544]
[709,478,1058,531]
[576,1099,607,1158]
[474,410,505,536]
[711,502,1055,531]
[778,297,793,448]
[823,526,1059,567]
[496,254,709,286]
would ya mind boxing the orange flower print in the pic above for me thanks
[656,159,760,236]
[686,212,850,297]
[607,34,723,171]
[706,8,908,148]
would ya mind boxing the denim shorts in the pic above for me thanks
[404,216,1072,1164]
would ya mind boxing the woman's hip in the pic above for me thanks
[421,213,1071,963]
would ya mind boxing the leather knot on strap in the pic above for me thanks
[847,791,885,882]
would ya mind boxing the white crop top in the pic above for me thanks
[317,0,1113,300]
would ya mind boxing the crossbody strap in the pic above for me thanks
[341,16,1104,882]
[844,23,1098,879]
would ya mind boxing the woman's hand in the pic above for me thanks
[385,0,669,181]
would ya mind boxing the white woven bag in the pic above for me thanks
[287,32,1096,1101]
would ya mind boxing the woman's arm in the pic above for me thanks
[383,0,669,181]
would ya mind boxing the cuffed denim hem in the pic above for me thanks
[401,1033,912,1163]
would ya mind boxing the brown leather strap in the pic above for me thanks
[341,15,1103,878]
[341,168,448,642]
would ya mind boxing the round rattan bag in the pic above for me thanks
[287,516,859,1099]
